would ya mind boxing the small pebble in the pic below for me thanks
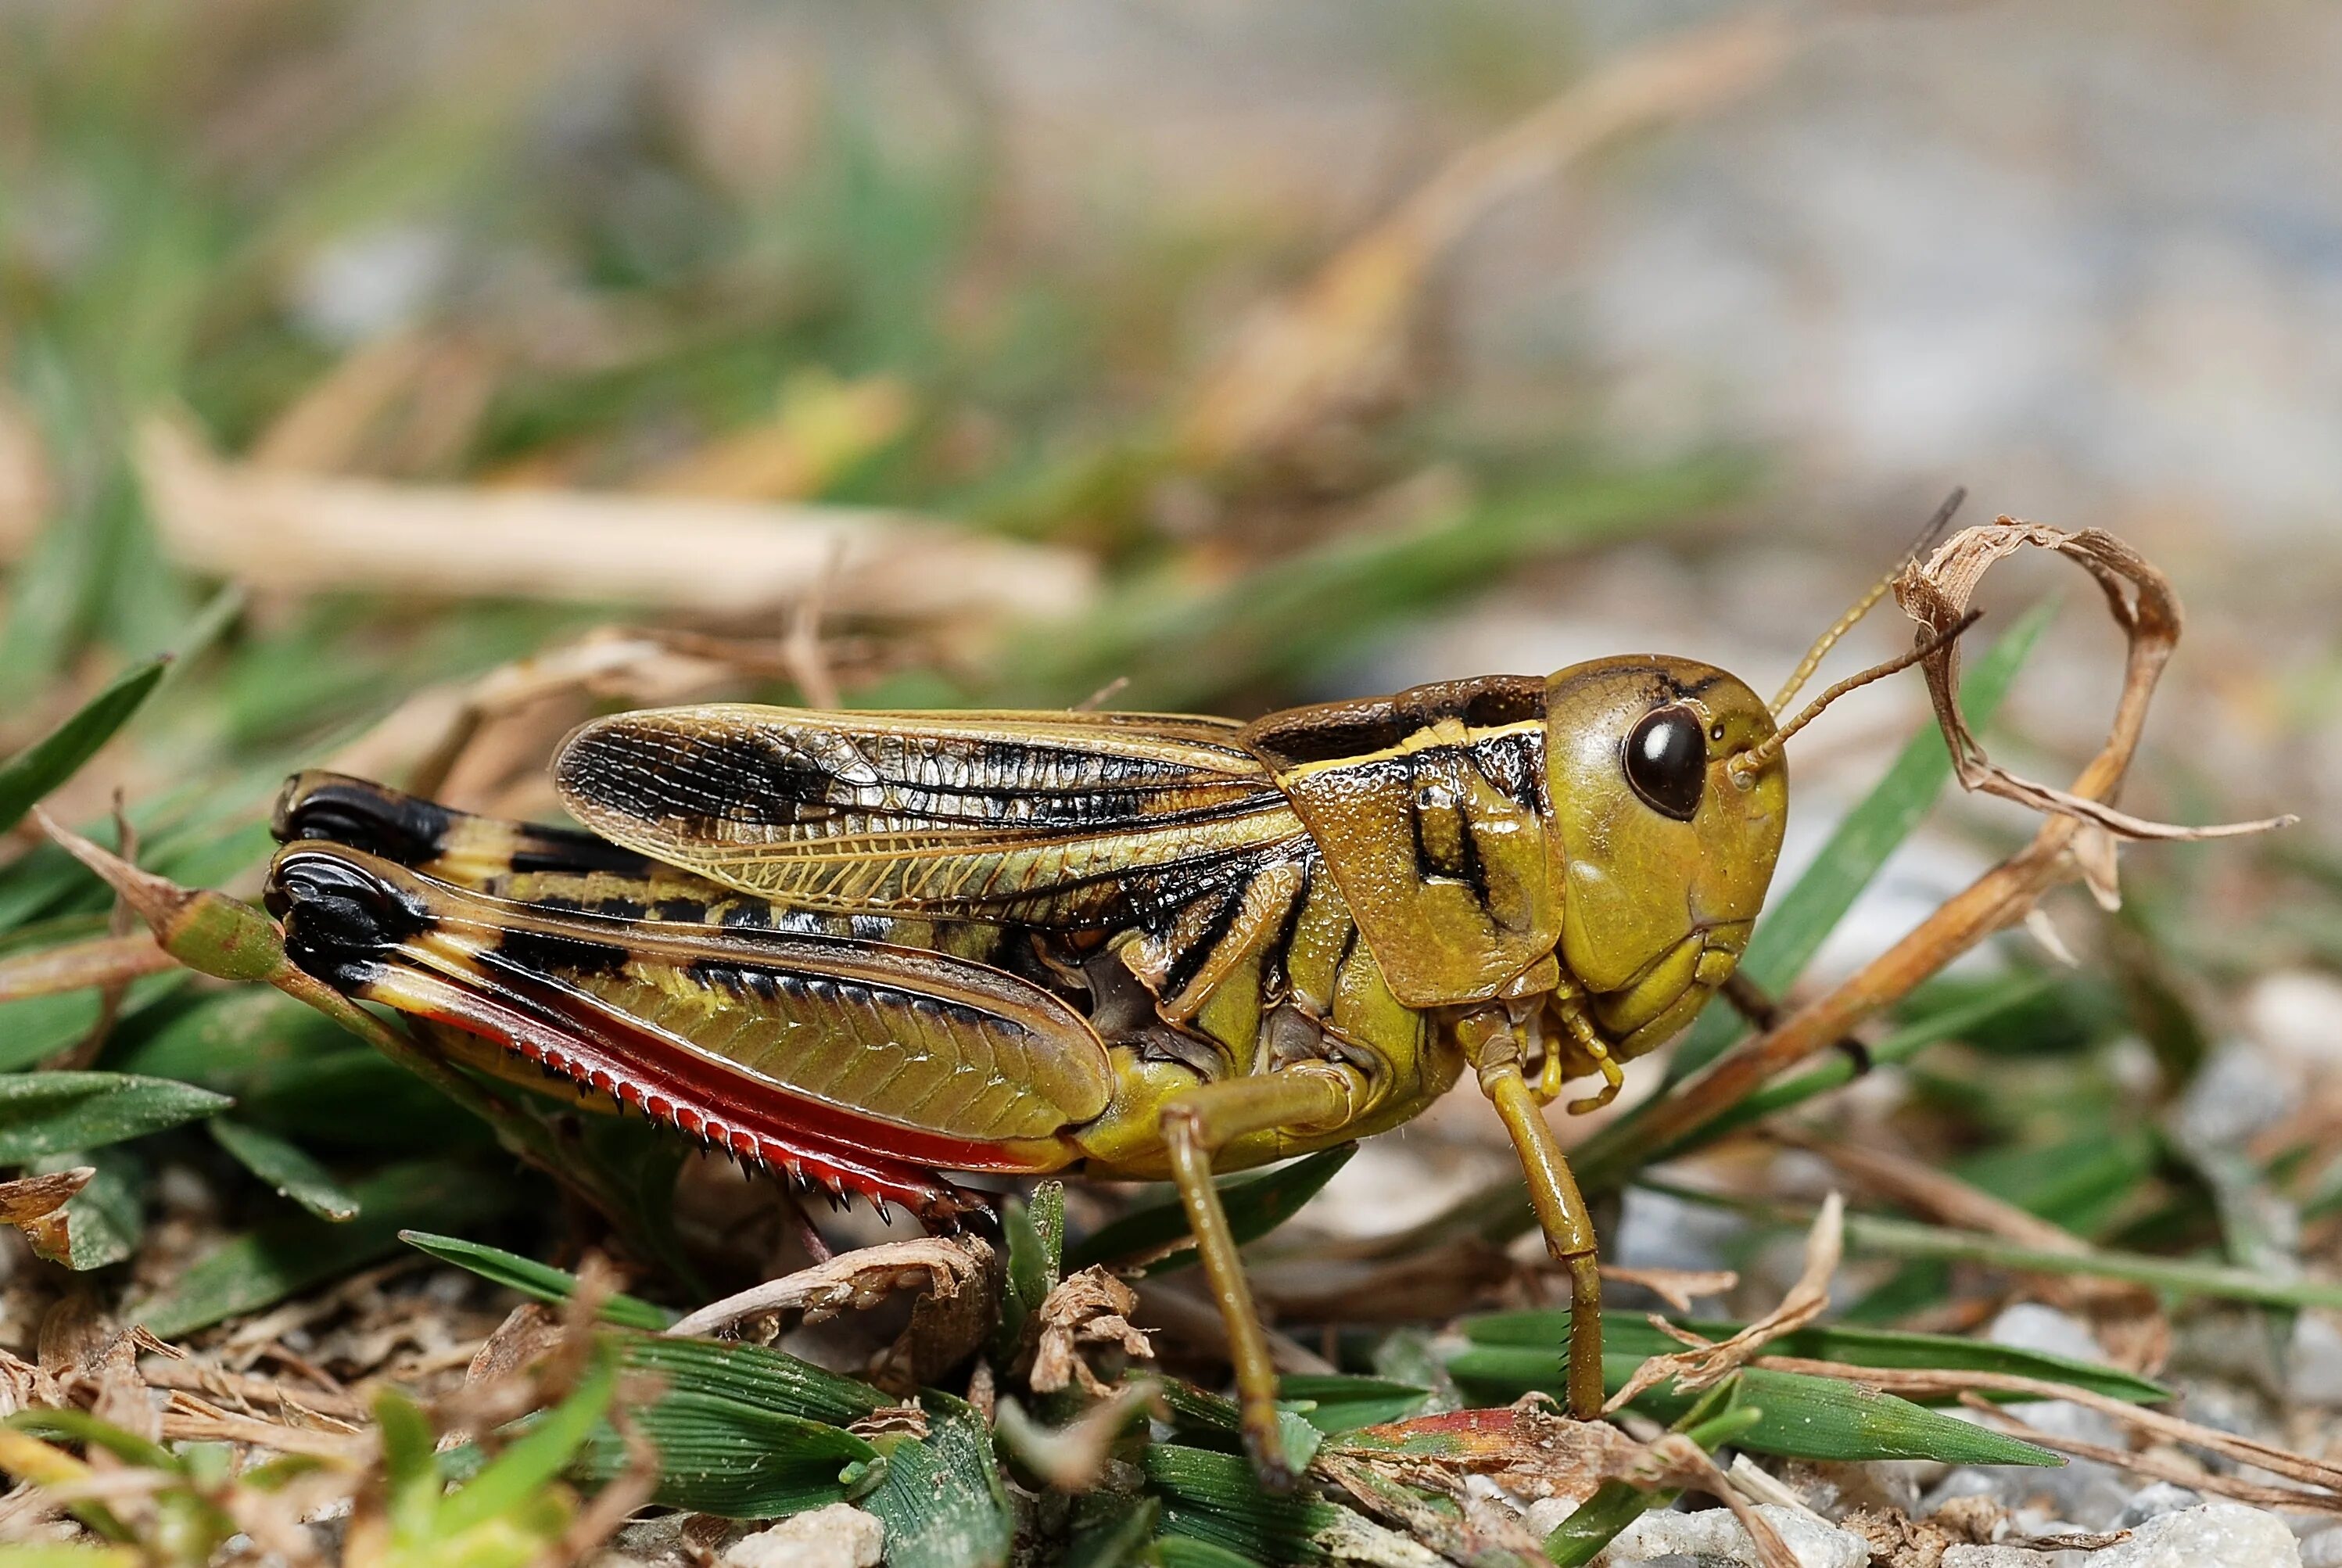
[2301,1522,2342,1568]
[2111,1481,2204,1528]
[719,1504,884,1568]
[1597,1502,1867,1567]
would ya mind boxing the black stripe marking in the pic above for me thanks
[1163,885,1244,999]
[498,926,630,979]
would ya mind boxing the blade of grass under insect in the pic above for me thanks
[0,655,167,837]
[0,1072,230,1163]
[1142,1443,1440,1567]
[1275,1375,1436,1433]
[1064,1143,1355,1275]
[994,1180,1064,1363]
[207,1118,360,1222]
[859,1393,1013,1568]
[1441,1348,2057,1466]
[1064,1495,1167,1568]
[1648,1182,2342,1313]
[608,1331,888,1428]
[1458,1308,2168,1404]
[397,1230,673,1330]
[1665,596,2058,1086]
[134,1161,516,1338]
[570,1390,882,1517]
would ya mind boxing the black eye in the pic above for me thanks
[1623,705,1707,821]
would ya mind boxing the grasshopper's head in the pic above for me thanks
[1542,656,1787,1062]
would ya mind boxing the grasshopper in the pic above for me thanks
[263,609,1957,1485]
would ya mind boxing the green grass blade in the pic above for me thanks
[208,1118,360,1222]
[1443,1348,2056,1466]
[1274,1375,1435,1434]
[439,1353,619,1537]
[1064,1144,1354,1276]
[7,1408,178,1471]
[134,1161,516,1338]
[859,1393,1013,1568]
[1457,1308,2167,1404]
[1666,597,2058,1084]
[1141,1443,1433,1566]
[0,1071,229,1162]
[397,1230,673,1330]
[571,1390,880,1517]
[0,656,167,837]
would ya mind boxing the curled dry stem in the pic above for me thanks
[1582,518,2295,1186]
[1604,1193,1842,1414]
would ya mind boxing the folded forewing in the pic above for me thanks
[553,705,1306,925]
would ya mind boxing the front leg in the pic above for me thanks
[1158,1064,1360,1491]
[1456,1006,1606,1419]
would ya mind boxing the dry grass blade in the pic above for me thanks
[1605,1193,1843,1413]
[1599,1264,1739,1314]
[139,417,1096,620]
[1177,10,1788,465]
[0,935,173,1003]
[994,1380,1162,1492]
[665,1236,995,1340]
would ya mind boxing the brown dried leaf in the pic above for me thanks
[1895,519,2296,855]
[1600,1263,1740,1314]
[1028,1266,1154,1399]
[0,1169,92,1265]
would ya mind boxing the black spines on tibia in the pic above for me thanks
[264,849,434,990]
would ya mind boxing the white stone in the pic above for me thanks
[2094,1503,2301,1568]
[1596,1503,1868,1567]
[719,1505,884,1568]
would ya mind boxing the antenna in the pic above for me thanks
[1769,488,1967,716]
[1730,608,1983,785]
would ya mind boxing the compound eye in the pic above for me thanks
[1623,705,1707,821]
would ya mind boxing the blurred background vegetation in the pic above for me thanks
[1,1,2339,1562]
